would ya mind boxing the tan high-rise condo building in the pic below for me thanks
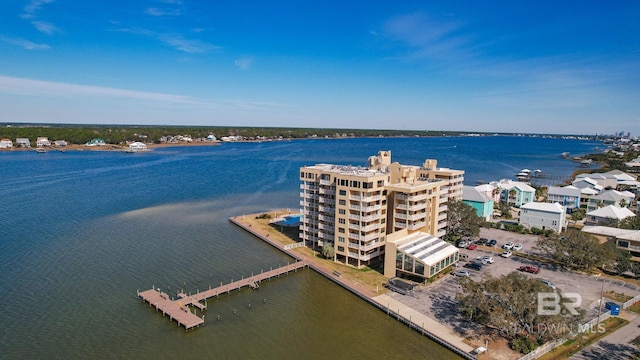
[299,151,464,268]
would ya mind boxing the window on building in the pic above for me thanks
[338,218,345,224]
[618,241,629,248]
[338,237,345,243]
[339,199,346,205]
[339,190,346,196]
[338,246,344,252]
[339,209,346,215]
[338,228,345,233]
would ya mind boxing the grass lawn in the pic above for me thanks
[538,317,629,360]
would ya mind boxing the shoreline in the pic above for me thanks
[229,211,477,360]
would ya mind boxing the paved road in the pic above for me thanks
[569,312,640,360]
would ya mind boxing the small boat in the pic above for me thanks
[33,148,46,153]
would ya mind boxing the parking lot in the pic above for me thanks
[389,228,640,336]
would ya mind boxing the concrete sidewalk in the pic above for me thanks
[373,293,476,354]
[569,311,640,360]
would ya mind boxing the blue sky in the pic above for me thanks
[1,1,639,135]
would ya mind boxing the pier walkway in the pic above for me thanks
[138,260,308,329]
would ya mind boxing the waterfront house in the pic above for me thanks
[299,150,463,268]
[575,173,618,189]
[519,202,566,233]
[546,185,581,213]
[53,140,68,147]
[384,229,459,280]
[0,138,13,149]
[127,142,148,152]
[16,138,30,148]
[585,205,636,226]
[462,185,494,221]
[490,179,535,207]
[36,137,51,147]
[85,138,106,146]
[605,169,640,193]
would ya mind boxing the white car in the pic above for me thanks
[503,242,514,250]
[457,241,469,248]
[539,279,556,289]
[513,243,523,251]
[452,269,470,277]
[477,255,494,264]
[501,250,512,258]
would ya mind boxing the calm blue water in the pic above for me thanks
[0,136,599,359]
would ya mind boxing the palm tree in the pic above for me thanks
[619,198,627,208]
[508,189,517,207]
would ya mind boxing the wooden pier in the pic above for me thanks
[138,260,308,330]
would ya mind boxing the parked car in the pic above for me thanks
[467,244,478,250]
[477,238,488,245]
[465,262,483,271]
[487,239,497,247]
[513,243,523,251]
[501,250,512,258]
[457,240,469,248]
[518,265,540,274]
[477,255,494,264]
[539,279,556,289]
[503,242,514,250]
[452,269,470,277]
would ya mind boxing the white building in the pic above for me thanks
[585,205,636,226]
[384,229,459,280]
[127,142,148,152]
[36,137,51,147]
[0,138,13,149]
[519,202,566,233]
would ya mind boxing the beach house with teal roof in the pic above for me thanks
[462,185,494,221]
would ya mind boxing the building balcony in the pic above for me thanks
[408,222,426,230]
[409,193,429,201]
[319,179,332,186]
[318,188,335,195]
[348,232,380,242]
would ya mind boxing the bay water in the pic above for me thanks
[0,136,599,359]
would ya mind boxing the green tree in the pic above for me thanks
[620,214,640,230]
[444,200,482,242]
[457,272,584,351]
[534,229,615,271]
[570,208,586,222]
[322,243,335,259]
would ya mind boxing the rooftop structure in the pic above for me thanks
[299,150,463,268]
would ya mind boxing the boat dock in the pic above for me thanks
[138,260,308,329]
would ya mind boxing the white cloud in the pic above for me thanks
[113,27,221,53]
[234,57,253,71]
[32,21,58,35]
[382,12,471,62]
[0,36,50,50]
[21,0,55,19]
[21,0,59,35]
[145,7,182,16]
[0,75,200,104]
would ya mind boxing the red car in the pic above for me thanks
[518,265,540,274]
[467,244,478,250]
